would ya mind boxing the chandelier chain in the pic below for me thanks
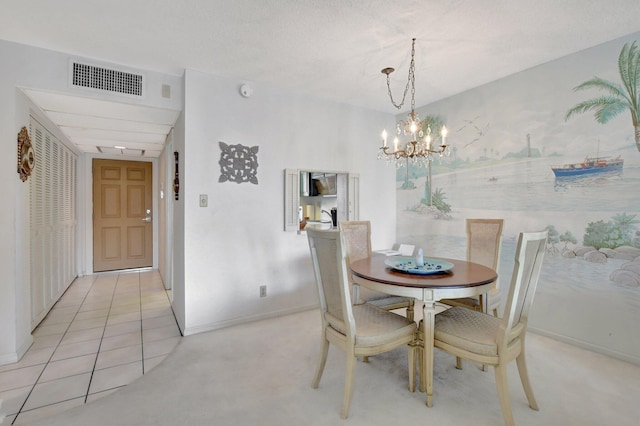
[385,38,417,110]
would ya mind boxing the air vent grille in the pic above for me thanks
[72,62,143,96]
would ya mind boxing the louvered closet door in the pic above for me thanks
[30,117,77,329]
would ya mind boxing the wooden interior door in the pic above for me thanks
[93,159,152,272]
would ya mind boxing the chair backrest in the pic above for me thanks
[338,221,372,266]
[307,228,355,341]
[499,230,548,348]
[339,221,372,292]
[466,218,503,272]
[467,219,503,304]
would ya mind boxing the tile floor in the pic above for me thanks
[0,270,181,425]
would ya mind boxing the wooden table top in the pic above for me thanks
[350,253,497,290]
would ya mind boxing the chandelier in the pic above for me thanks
[377,38,449,167]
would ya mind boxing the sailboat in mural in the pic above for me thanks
[551,155,624,177]
[551,139,623,177]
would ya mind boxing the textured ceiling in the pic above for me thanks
[2,0,640,156]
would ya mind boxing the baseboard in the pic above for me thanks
[173,313,186,336]
[182,304,318,336]
[0,353,18,366]
[0,335,33,367]
[529,327,640,366]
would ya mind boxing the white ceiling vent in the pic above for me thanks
[70,61,145,98]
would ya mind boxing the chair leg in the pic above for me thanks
[417,346,425,392]
[311,335,330,388]
[340,355,357,419]
[494,364,515,426]
[481,304,493,372]
[456,356,463,369]
[362,356,369,363]
[406,301,415,322]
[481,299,497,376]
[516,351,539,410]
[408,343,416,392]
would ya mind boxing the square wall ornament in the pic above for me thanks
[218,141,259,185]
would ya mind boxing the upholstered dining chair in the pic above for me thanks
[307,228,417,419]
[417,230,548,426]
[339,221,415,321]
[440,218,504,317]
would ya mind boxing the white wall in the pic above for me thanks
[179,69,396,334]
[170,111,186,332]
[0,39,182,363]
[0,37,397,360]
[0,40,73,362]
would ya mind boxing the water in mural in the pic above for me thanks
[436,157,637,212]
[408,156,640,285]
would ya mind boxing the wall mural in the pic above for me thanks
[395,35,640,363]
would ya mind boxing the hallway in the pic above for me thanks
[0,270,181,425]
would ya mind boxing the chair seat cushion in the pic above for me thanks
[440,292,502,314]
[351,304,416,348]
[440,297,481,310]
[433,307,502,356]
[359,287,411,304]
[367,295,414,309]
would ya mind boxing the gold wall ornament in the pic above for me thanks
[17,126,35,182]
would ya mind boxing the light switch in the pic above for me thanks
[162,84,171,98]
[199,194,208,207]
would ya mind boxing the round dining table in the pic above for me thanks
[350,253,497,407]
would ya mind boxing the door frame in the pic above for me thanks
[78,154,159,276]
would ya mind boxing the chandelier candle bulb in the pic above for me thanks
[382,129,388,147]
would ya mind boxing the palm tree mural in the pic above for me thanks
[565,41,640,152]
[419,115,446,205]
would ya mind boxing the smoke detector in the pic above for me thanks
[240,84,253,98]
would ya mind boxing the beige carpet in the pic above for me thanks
[29,308,640,425]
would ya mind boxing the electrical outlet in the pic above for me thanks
[260,285,267,298]
[199,194,208,207]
